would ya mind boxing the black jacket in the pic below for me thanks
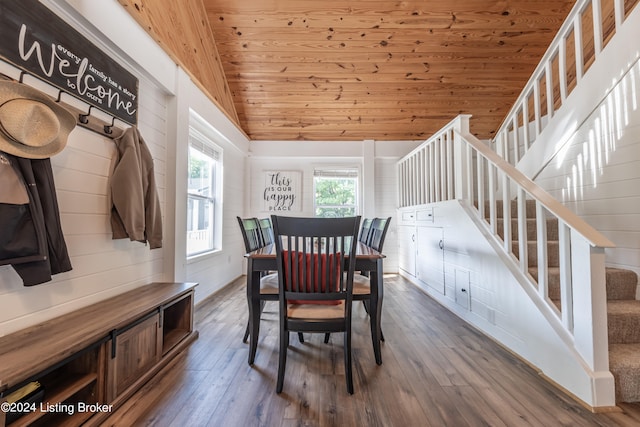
[0,152,72,286]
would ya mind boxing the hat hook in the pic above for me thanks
[79,105,92,124]
[104,116,116,135]
[18,71,26,83]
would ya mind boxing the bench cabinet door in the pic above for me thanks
[107,312,162,400]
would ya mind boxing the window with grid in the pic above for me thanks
[187,127,222,257]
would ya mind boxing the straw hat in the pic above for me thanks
[0,80,76,159]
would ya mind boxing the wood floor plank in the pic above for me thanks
[100,274,640,426]
[168,350,248,426]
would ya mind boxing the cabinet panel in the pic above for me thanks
[416,226,445,294]
[398,225,416,277]
[109,313,161,399]
[416,207,434,223]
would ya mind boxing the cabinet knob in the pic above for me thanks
[438,240,444,250]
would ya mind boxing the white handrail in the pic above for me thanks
[457,129,615,249]
[494,0,633,165]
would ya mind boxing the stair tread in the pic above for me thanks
[528,267,637,300]
[609,343,640,368]
[608,300,640,314]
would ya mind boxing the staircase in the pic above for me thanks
[491,199,640,403]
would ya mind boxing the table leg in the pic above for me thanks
[369,260,384,365]
[247,262,262,365]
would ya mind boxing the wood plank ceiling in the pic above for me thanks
[122,0,577,141]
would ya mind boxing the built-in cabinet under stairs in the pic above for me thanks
[490,199,640,403]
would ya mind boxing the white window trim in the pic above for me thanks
[186,120,224,260]
[313,166,361,217]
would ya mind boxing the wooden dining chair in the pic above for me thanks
[367,217,391,252]
[358,217,373,244]
[352,216,391,341]
[258,217,274,246]
[237,216,279,343]
[237,216,263,253]
[271,215,361,394]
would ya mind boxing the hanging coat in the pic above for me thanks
[0,152,72,286]
[110,126,162,249]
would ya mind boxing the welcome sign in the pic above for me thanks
[0,0,138,125]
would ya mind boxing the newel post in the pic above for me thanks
[570,230,616,406]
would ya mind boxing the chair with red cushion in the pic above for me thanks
[271,215,361,394]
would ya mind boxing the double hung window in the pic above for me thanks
[187,127,222,257]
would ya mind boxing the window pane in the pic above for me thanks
[187,195,214,255]
[314,174,358,218]
[316,206,356,218]
[187,142,219,257]
[188,146,215,198]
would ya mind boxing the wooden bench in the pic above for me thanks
[0,282,198,427]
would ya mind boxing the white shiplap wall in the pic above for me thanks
[534,58,640,281]
[0,76,170,336]
[374,157,399,272]
[247,140,415,273]
[0,0,252,335]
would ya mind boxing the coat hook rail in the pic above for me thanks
[79,106,93,124]
[1,59,125,139]
[104,116,116,135]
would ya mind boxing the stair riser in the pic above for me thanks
[609,314,640,343]
[530,269,638,301]
[490,199,538,219]
[611,366,640,402]
[497,218,559,241]
[512,241,560,268]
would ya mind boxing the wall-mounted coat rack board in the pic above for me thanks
[0,60,128,140]
[0,0,139,140]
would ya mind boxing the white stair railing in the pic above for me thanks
[397,114,615,378]
[494,0,638,165]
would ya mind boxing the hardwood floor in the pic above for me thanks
[100,275,640,426]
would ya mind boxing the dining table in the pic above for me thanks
[244,242,386,366]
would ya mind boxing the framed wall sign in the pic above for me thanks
[0,0,138,125]
[263,171,301,212]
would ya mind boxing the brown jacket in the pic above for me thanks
[110,126,162,249]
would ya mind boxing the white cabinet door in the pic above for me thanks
[397,225,416,277]
[416,226,445,294]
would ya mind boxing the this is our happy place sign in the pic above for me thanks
[263,171,301,212]
[0,0,138,125]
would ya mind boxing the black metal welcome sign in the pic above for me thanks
[0,0,138,125]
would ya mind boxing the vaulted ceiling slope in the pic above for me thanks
[120,0,577,141]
